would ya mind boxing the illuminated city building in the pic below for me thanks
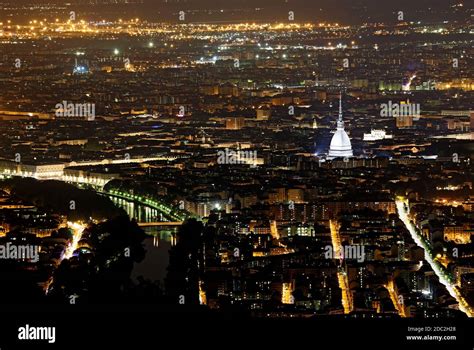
[328,94,353,159]
[363,129,393,141]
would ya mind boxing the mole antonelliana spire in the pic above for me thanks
[328,92,353,159]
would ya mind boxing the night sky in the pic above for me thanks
[5,0,465,14]
[1,0,467,24]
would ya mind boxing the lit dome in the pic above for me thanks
[328,94,353,159]
[329,128,353,156]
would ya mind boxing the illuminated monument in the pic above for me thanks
[328,93,353,159]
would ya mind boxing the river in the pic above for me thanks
[107,195,177,284]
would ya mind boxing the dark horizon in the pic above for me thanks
[0,0,470,24]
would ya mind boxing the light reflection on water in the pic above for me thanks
[108,196,165,223]
[132,227,177,283]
